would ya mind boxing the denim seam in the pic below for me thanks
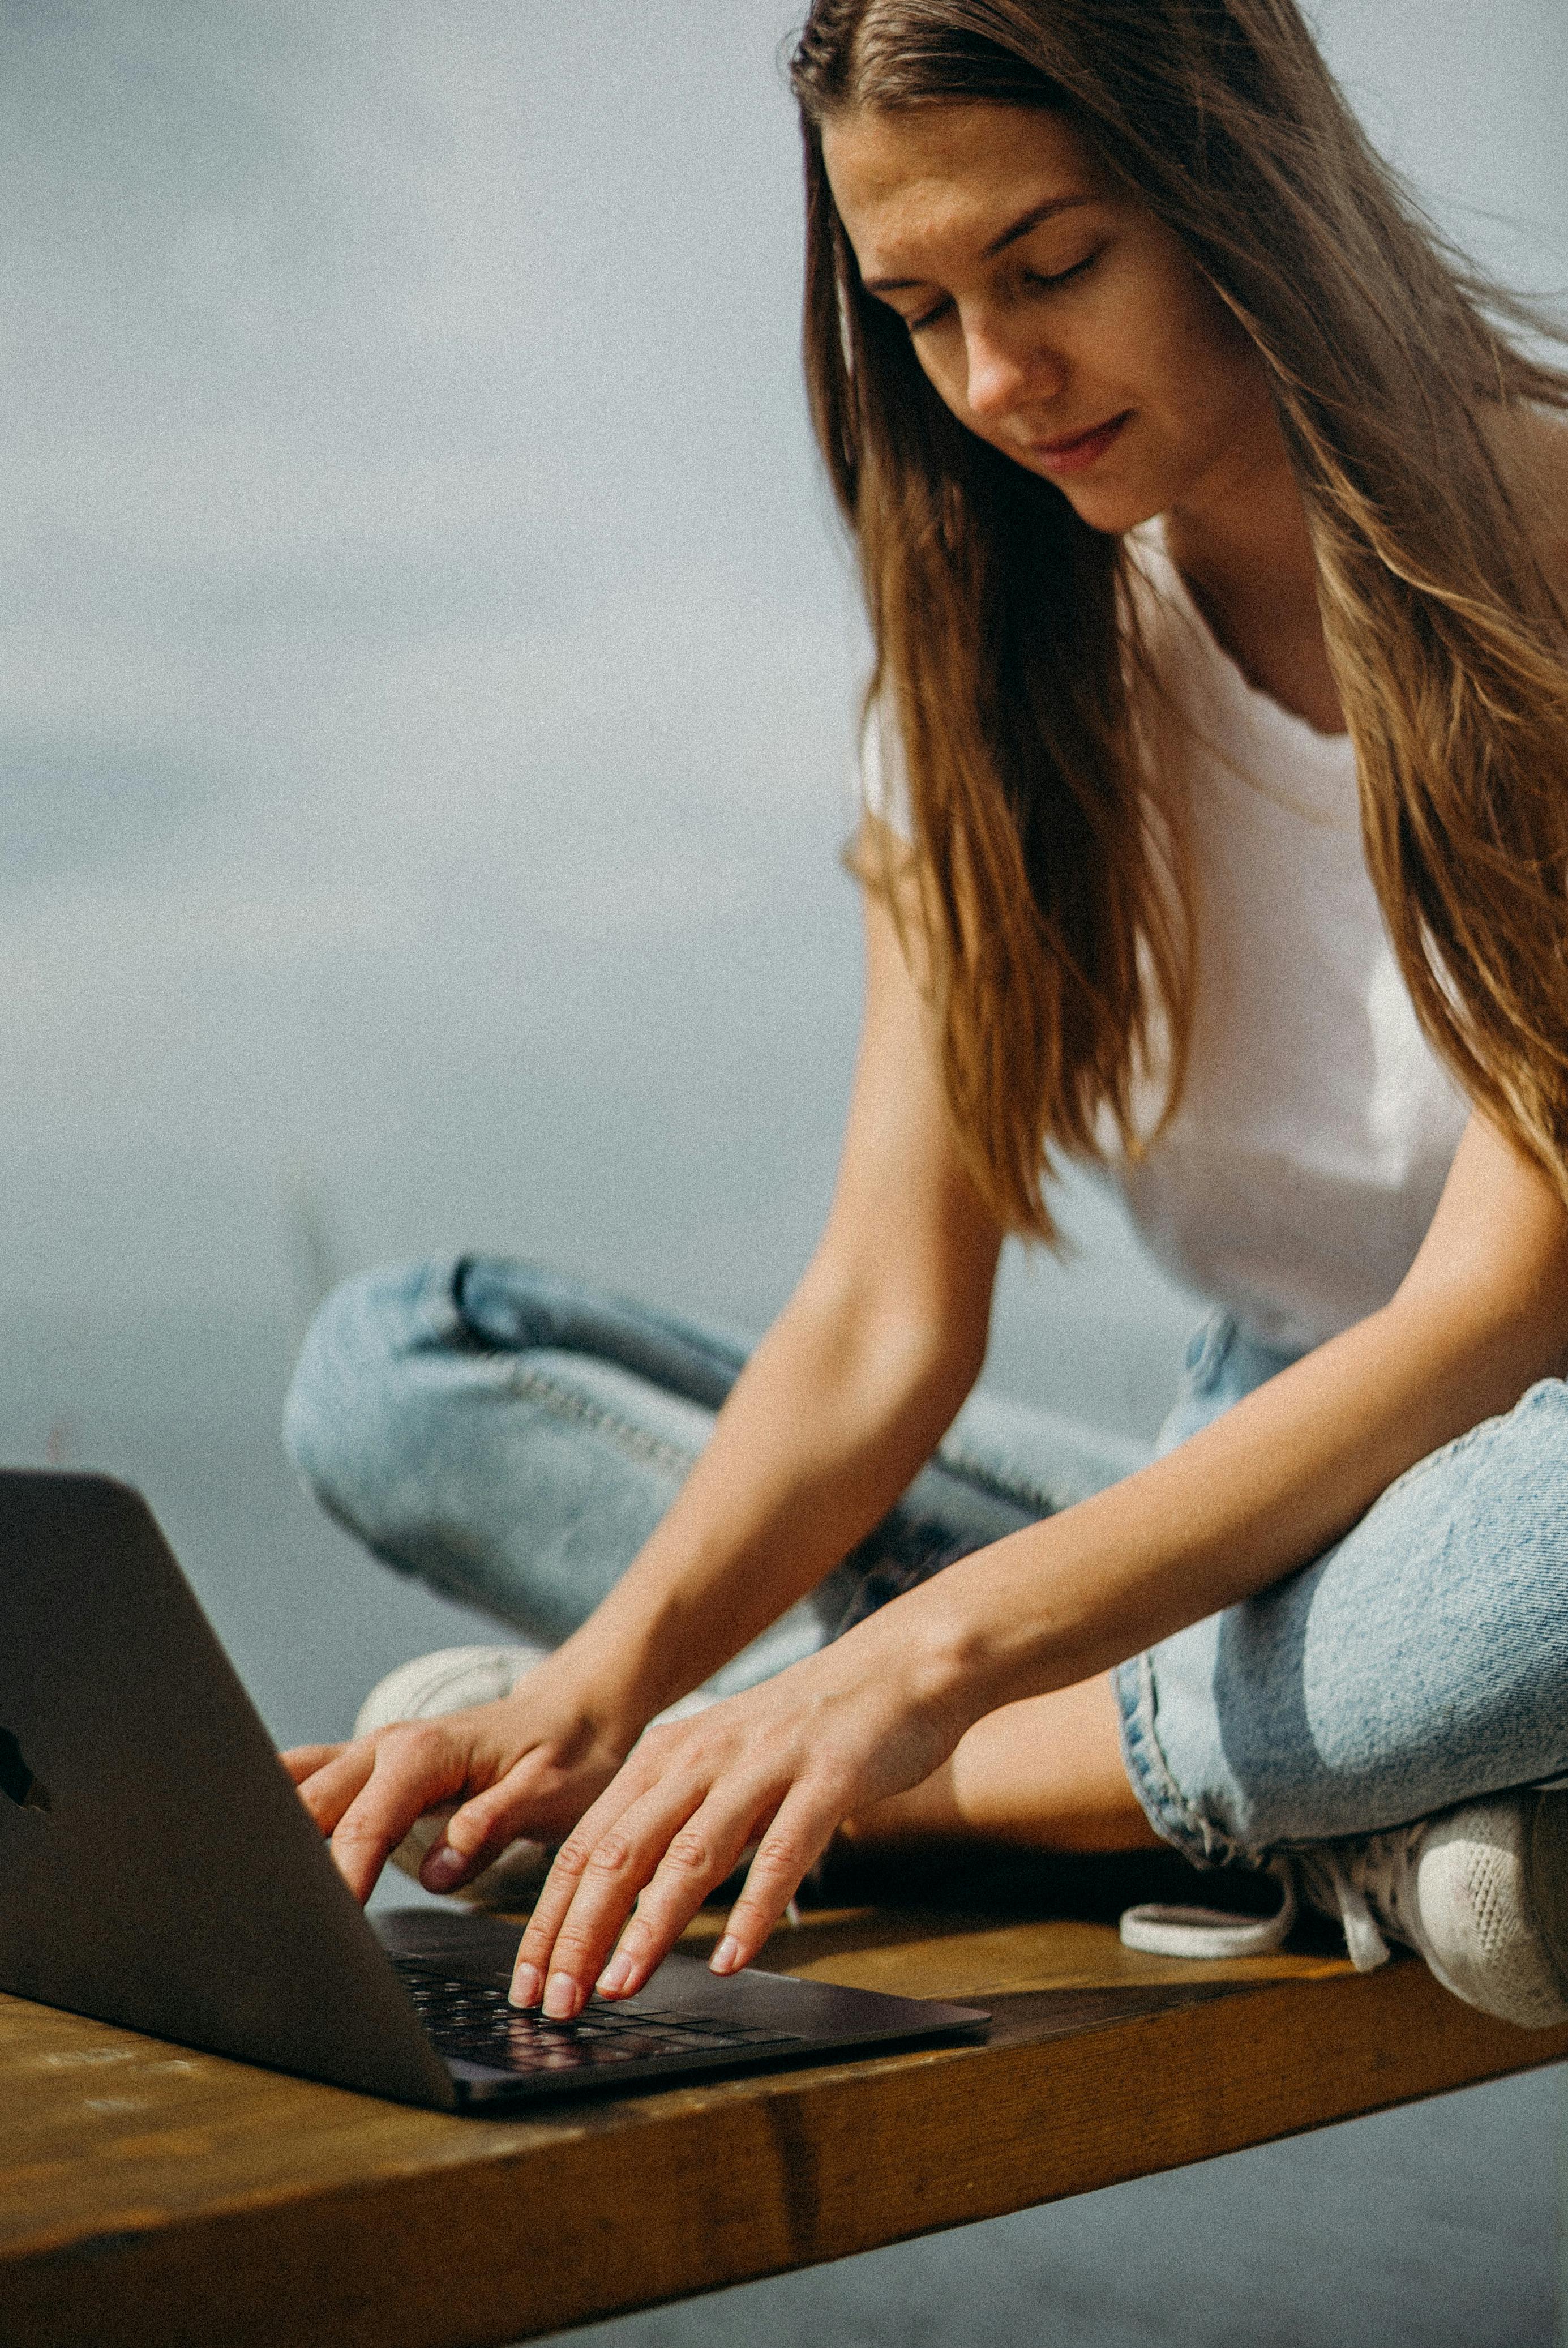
[1115,1652,1244,1870]
[502,1364,697,1481]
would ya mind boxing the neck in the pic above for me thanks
[1161,422,1318,606]
[1158,425,1346,736]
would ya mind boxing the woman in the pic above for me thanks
[283,0,1568,2030]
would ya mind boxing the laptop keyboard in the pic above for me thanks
[391,1956,803,2076]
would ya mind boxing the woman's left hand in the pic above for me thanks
[507,1613,965,2016]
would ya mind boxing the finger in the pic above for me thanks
[710,1784,841,1975]
[592,1787,771,2002]
[291,1741,378,1834]
[280,1742,344,1784]
[440,1740,609,1868]
[415,1739,589,1894]
[509,1793,675,2013]
[509,1741,669,1986]
[417,1758,567,1894]
[508,1842,590,2009]
[532,1780,716,2020]
[509,1762,699,2015]
[327,1730,469,1903]
[427,1748,616,1908]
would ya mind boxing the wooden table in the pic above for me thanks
[4,1888,1565,2348]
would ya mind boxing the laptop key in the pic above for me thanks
[391,1958,809,2077]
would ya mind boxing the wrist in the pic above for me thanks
[882,1526,1072,1733]
[838,1572,1000,1751]
[524,1612,695,1747]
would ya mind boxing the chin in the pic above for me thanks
[1002,447,1167,537]
[1051,481,1166,537]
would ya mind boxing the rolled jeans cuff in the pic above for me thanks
[1113,1652,1244,1870]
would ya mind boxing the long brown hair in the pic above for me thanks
[790,0,1568,1241]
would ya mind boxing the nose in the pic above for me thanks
[962,311,1062,422]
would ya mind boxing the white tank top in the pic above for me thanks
[862,524,1472,1351]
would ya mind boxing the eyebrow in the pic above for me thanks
[860,194,1095,294]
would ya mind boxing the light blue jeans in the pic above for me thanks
[284,1256,1568,1870]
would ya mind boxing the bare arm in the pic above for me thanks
[890,1104,1568,1714]
[286,871,1005,1897]
[511,1097,1568,2013]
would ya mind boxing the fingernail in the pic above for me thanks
[423,1847,467,1889]
[597,1951,633,1997]
[710,1935,741,1975]
[543,1971,580,2020]
[509,1964,542,2009]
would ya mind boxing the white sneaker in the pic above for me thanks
[353,1644,720,1909]
[354,1643,555,1909]
[1297,1791,1568,2028]
[1121,1790,1568,2030]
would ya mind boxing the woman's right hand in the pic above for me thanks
[281,1660,642,1905]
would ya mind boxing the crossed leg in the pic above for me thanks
[289,1259,1167,1867]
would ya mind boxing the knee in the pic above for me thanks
[283,1259,459,1526]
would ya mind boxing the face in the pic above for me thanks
[821,102,1282,536]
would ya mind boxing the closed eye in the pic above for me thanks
[905,246,1103,336]
[1023,247,1101,296]
[906,296,954,334]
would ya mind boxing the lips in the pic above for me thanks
[1024,412,1131,476]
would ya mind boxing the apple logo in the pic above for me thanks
[0,1728,50,1813]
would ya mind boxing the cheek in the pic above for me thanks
[1156,281,1262,426]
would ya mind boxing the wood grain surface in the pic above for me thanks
[2,1904,1563,2348]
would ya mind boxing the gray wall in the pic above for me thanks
[3,0,1565,1413]
[3,0,1566,1712]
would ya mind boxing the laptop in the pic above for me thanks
[0,1472,987,2110]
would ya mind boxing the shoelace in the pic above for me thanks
[1119,1858,1299,1961]
[1295,1836,1410,1972]
[1119,1840,1410,1974]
